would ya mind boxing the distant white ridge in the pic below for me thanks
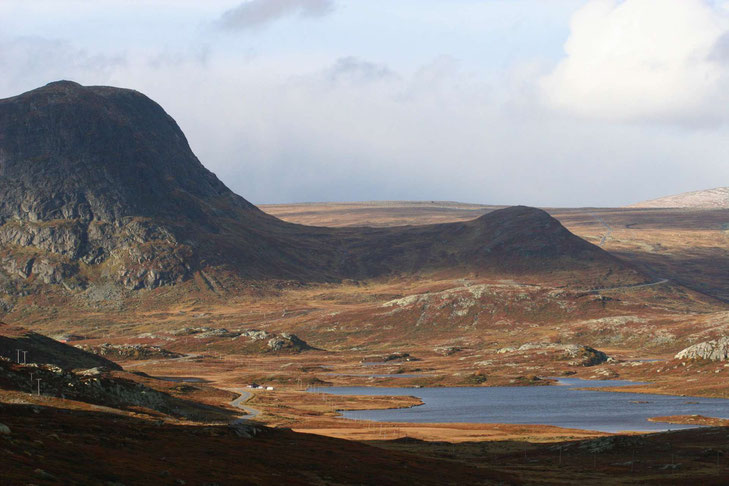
[629,187,729,209]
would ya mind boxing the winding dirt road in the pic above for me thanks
[228,388,260,424]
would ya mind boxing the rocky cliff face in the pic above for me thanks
[0,81,646,298]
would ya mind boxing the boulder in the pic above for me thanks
[76,367,106,377]
[239,329,271,341]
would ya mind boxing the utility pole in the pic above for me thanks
[36,378,41,396]
[21,350,28,364]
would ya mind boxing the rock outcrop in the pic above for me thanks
[75,343,183,361]
[675,337,729,361]
[169,327,313,353]
[497,343,610,367]
[234,329,312,353]
[266,333,311,352]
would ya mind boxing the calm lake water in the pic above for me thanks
[309,378,729,433]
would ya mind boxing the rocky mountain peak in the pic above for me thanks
[0,80,256,225]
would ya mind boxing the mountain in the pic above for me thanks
[0,80,270,290]
[0,81,646,293]
[629,187,729,209]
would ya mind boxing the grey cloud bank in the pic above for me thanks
[216,0,334,30]
[325,57,398,84]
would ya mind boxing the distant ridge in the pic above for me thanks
[629,187,729,209]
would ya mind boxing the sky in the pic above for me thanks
[2,0,729,207]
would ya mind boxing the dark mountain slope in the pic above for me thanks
[0,322,121,370]
[0,81,646,293]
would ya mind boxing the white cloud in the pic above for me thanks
[541,0,729,123]
[216,0,334,31]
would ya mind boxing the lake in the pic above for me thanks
[309,378,729,433]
